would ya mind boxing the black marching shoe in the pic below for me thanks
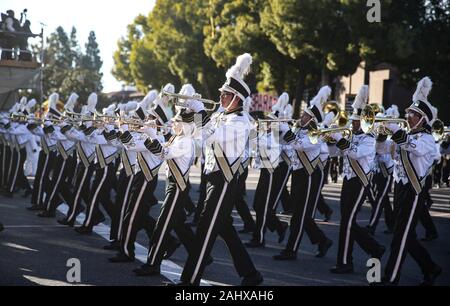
[277,222,289,243]
[103,240,121,251]
[323,209,333,222]
[163,239,181,260]
[74,226,93,235]
[241,271,263,286]
[108,253,135,263]
[244,239,265,248]
[0,223,4,232]
[37,211,55,218]
[57,218,75,227]
[420,265,442,286]
[26,205,43,211]
[316,238,333,258]
[330,264,354,274]
[134,263,160,276]
[273,250,297,261]
[371,245,386,260]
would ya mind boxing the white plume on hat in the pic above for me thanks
[352,85,369,110]
[180,84,195,97]
[102,104,116,116]
[311,86,332,106]
[163,83,175,94]
[141,90,158,110]
[385,105,400,118]
[86,93,98,113]
[80,105,88,115]
[272,92,289,113]
[25,99,37,113]
[48,93,59,110]
[125,101,138,113]
[226,53,252,80]
[19,97,27,111]
[65,93,79,112]
[322,112,335,128]
[281,104,293,120]
[413,77,432,103]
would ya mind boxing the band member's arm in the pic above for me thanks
[336,135,375,160]
[391,129,435,156]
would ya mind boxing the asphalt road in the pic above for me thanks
[1,166,449,286]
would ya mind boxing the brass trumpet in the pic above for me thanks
[431,119,450,142]
[257,119,298,131]
[118,118,172,135]
[160,88,220,112]
[361,104,409,134]
[308,125,352,145]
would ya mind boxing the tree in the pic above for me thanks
[42,26,104,103]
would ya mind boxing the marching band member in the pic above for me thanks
[366,106,397,235]
[273,86,332,261]
[133,88,206,276]
[26,103,58,211]
[245,93,292,248]
[59,104,97,226]
[176,53,263,286]
[329,85,385,274]
[38,94,77,218]
[4,98,32,197]
[104,101,140,250]
[75,93,119,234]
[109,88,173,262]
[382,77,441,285]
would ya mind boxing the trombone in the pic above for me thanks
[160,88,221,112]
[361,104,410,134]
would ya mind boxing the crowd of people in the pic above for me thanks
[0,53,449,286]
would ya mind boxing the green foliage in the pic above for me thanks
[42,26,103,103]
[112,0,450,121]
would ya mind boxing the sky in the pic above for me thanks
[2,0,156,92]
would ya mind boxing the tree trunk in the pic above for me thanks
[293,70,306,119]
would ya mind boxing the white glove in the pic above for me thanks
[141,126,157,139]
[385,123,400,134]
[330,133,343,142]
[186,99,205,113]
[279,123,290,134]
[120,124,129,132]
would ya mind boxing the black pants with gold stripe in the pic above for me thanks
[110,168,134,242]
[368,172,395,232]
[31,150,56,208]
[234,167,256,231]
[181,171,258,285]
[285,167,326,253]
[44,153,76,213]
[66,162,95,223]
[252,162,290,244]
[82,163,116,228]
[384,182,438,284]
[8,147,27,193]
[336,177,382,266]
[120,171,158,259]
[146,176,196,267]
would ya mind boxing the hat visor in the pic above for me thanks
[349,114,360,121]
